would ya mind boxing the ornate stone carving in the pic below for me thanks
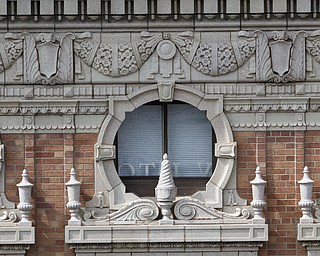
[24,33,75,84]
[173,198,250,221]
[172,31,255,77]
[109,199,159,222]
[155,154,177,224]
[0,210,18,223]
[0,33,23,74]
[255,31,306,83]
[17,169,33,227]
[74,32,160,77]
[298,166,315,223]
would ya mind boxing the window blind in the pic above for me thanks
[167,104,212,177]
[118,105,162,176]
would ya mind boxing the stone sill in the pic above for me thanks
[0,227,35,244]
[66,224,268,244]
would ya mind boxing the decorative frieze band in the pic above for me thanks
[0,30,320,89]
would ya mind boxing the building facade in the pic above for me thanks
[0,0,320,255]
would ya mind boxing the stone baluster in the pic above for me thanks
[298,166,314,223]
[17,169,33,227]
[65,168,82,226]
[250,166,267,223]
[155,154,177,224]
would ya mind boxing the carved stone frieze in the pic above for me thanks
[23,33,75,84]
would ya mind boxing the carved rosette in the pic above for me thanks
[174,198,250,221]
[109,199,159,222]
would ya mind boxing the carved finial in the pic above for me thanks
[298,166,314,223]
[65,168,81,226]
[17,168,33,227]
[250,166,267,223]
[155,154,177,224]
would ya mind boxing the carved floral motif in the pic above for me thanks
[92,43,112,76]
[0,34,23,73]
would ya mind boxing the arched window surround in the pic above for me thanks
[88,84,240,210]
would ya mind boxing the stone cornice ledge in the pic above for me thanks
[66,224,268,247]
[0,99,108,115]
[224,97,309,113]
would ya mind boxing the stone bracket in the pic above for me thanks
[215,142,237,159]
[157,80,175,102]
[95,144,116,161]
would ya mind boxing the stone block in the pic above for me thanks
[17,0,31,16]
[148,226,184,243]
[112,226,148,243]
[185,225,220,242]
[64,0,78,16]
[40,0,54,16]
[250,0,264,13]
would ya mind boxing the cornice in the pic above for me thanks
[0,99,108,115]
[224,97,309,113]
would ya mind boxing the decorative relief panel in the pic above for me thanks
[74,32,161,77]
[23,33,74,84]
[255,31,306,83]
[0,30,319,86]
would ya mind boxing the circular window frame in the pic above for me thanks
[90,84,236,210]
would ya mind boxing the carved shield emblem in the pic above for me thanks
[269,40,292,76]
[36,42,60,78]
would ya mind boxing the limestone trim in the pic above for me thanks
[90,84,236,210]
[66,224,268,245]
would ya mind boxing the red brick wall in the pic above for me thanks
[3,133,96,256]
[236,130,314,256]
[3,130,320,255]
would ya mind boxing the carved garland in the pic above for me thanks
[74,31,255,78]
[0,33,23,73]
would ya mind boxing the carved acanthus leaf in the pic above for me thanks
[174,198,250,221]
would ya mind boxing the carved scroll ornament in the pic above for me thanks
[174,198,250,221]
